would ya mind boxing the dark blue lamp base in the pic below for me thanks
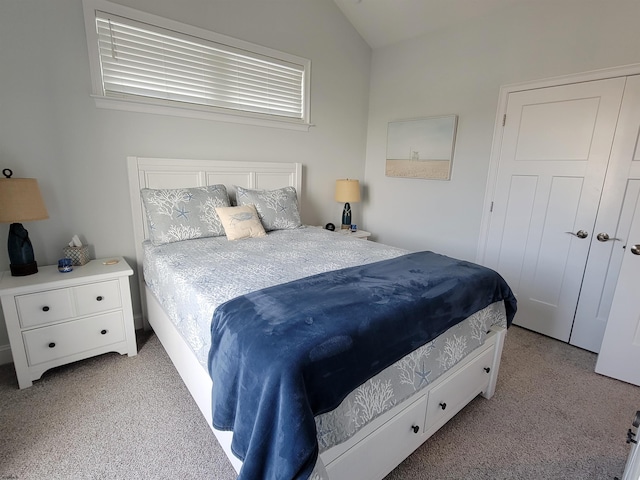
[8,222,38,276]
[341,202,352,229]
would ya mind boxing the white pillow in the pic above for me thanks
[216,204,267,241]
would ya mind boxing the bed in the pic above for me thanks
[127,157,516,480]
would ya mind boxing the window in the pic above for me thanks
[83,0,311,130]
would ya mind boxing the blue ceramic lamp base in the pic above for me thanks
[8,222,38,276]
[341,202,352,230]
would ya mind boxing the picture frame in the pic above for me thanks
[386,115,458,180]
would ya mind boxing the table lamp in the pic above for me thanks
[0,169,49,276]
[335,179,361,229]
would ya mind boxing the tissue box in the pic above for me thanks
[62,245,90,266]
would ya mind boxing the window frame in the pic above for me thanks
[82,0,312,131]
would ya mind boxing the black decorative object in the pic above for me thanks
[341,203,352,229]
[0,169,49,276]
[8,223,37,276]
[325,223,335,231]
[334,179,361,230]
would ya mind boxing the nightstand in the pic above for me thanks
[0,257,137,388]
[338,229,372,240]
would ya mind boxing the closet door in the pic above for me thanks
[595,76,640,385]
[595,180,640,386]
[483,78,625,343]
[571,75,640,352]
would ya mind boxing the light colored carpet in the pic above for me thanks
[0,326,637,479]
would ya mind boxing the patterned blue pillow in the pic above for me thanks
[235,186,301,231]
[141,185,230,245]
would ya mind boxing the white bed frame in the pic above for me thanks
[127,156,507,480]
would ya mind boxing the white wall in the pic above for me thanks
[362,0,640,262]
[0,0,371,354]
[5,0,640,364]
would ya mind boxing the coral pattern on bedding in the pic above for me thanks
[208,251,515,480]
[235,185,302,230]
[315,302,505,451]
[141,185,230,245]
[142,227,510,479]
[143,227,407,366]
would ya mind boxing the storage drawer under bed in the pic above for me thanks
[324,339,498,480]
[325,394,428,480]
[425,344,495,434]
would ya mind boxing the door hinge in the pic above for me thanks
[490,201,494,212]
[502,114,506,126]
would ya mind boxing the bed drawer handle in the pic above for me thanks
[439,402,447,410]
[96,296,104,301]
[411,425,420,434]
[42,306,50,312]
[484,367,491,373]
[48,342,56,348]
[101,329,108,335]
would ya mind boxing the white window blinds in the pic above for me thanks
[94,12,306,121]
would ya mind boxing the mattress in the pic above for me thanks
[143,226,507,458]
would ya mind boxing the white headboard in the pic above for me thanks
[127,157,303,323]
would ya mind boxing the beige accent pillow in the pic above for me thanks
[216,204,267,241]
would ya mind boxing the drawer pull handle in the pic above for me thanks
[484,367,491,373]
[96,296,104,301]
[439,402,447,410]
[42,306,50,312]
[48,342,56,348]
[101,329,108,335]
[411,425,420,434]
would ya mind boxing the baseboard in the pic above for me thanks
[134,312,144,330]
[0,343,13,366]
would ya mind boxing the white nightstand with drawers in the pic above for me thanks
[0,257,137,388]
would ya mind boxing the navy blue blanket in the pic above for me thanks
[208,251,516,480]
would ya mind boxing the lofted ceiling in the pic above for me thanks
[333,0,527,49]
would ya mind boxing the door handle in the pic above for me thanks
[596,232,622,242]
[566,230,588,239]
[631,244,640,256]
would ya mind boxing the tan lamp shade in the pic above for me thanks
[335,179,361,203]
[0,177,49,223]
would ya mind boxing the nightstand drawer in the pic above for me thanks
[22,311,126,366]
[16,289,74,328]
[74,280,122,316]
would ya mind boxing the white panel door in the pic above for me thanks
[484,78,626,342]
[595,180,640,386]
[595,78,640,384]
[571,75,640,352]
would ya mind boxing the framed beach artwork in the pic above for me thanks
[386,115,458,180]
